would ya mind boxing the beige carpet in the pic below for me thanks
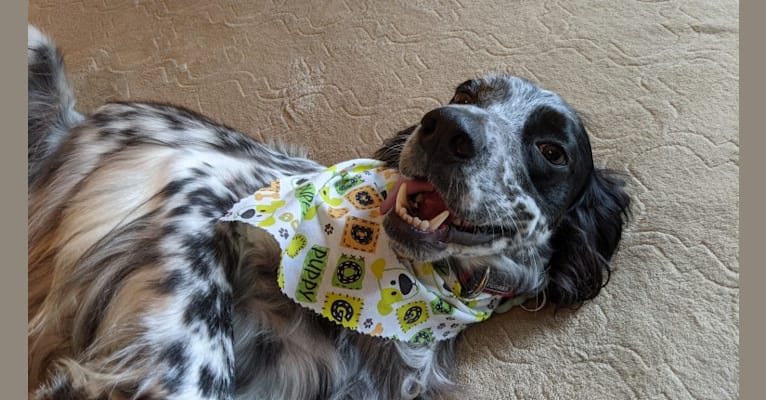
[29,1,739,398]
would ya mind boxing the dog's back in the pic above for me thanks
[28,26,458,400]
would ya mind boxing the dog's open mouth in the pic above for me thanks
[380,177,500,248]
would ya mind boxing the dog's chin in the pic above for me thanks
[382,212,500,262]
[383,213,448,262]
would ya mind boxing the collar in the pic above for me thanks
[455,265,516,299]
[221,159,505,343]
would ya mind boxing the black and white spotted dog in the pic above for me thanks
[28,26,630,400]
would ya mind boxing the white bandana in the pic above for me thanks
[220,159,503,343]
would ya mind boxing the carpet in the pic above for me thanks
[29,1,739,398]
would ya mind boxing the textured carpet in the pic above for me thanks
[29,1,739,398]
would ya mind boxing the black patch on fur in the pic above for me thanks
[119,127,139,138]
[454,79,479,95]
[187,187,234,214]
[119,109,140,119]
[182,234,216,277]
[90,111,114,129]
[162,111,187,131]
[190,167,211,178]
[168,205,192,217]
[527,106,568,137]
[154,269,187,294]
[162,222,179,236]
[96,127,116,139]
[213,127,260,154]
[374,125,416,167]
[163,178,194,198]
[198,364,231,398]
[159,341,189,393]
[200,208,219,219]
[124,100,242,135]
[183,286,232,337]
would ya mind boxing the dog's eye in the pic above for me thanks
[538,143,567,166]
[450,92,475,105]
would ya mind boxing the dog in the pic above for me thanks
[27,25,630,400]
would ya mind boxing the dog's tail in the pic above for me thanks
[28,25,83,184]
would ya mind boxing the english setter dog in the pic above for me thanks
[28,26,630,400]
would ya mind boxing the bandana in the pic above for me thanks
[220,159,505,343]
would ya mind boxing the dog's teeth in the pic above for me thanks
[397,182,408,212]
[429,210,450,230]
[418,220,430,231]
[412,216,422,226]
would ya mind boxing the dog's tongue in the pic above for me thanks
[380,177,450,221]
[416,192,449,220]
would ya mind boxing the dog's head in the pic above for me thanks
[376,74,630,307]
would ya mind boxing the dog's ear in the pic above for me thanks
[374,125,417,167]
[545,168,631,307]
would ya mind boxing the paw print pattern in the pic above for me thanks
[324,224,334,235]
[364,318,373,329]
[279,227,289,239]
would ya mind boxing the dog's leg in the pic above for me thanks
[29,164,239,399]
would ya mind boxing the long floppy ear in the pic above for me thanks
[374,125,417,167]
[546,168,631,306]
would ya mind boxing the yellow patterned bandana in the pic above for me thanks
[220,159,501,343]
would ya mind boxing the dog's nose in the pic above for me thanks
[419,107,484,162]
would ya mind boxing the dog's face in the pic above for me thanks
[377,74,630,304]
